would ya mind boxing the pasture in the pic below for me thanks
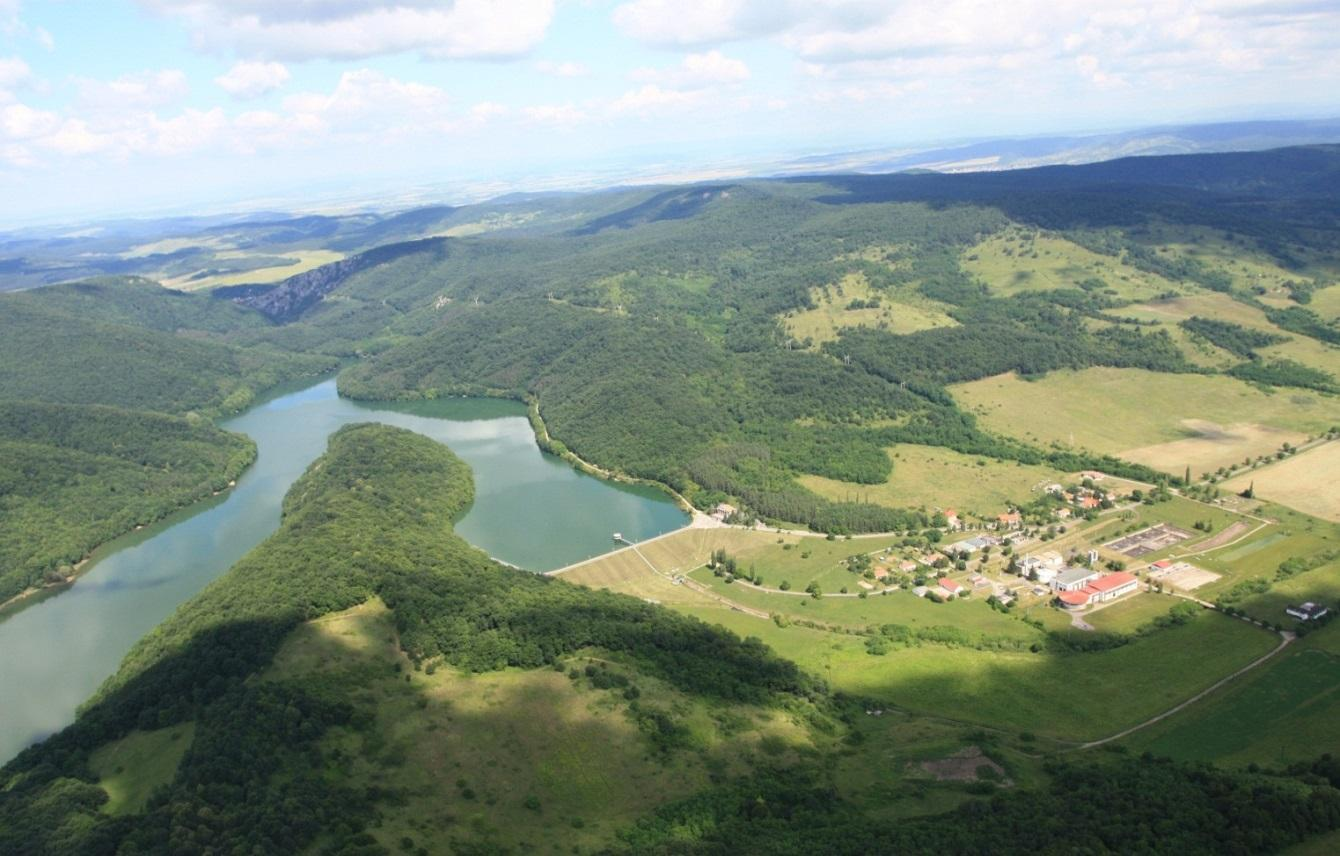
[676,605,1279,742]
[952,368,1340,474]
[961,229,1182,301]
[783,271,956,345]
[1128,641,1340,766]
[800,444,1066,518]
[1224,441,1340,522]
[164,249,346,291]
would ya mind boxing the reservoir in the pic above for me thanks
[0,379,687,763]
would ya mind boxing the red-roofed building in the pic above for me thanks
[1057,572,1140,610]
[939,578,964,596]
[1057,590,1091,609]
[1152,559,1173,570]
[996,511,1022,529]
[1079,496,1101,510]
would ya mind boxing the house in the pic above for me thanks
[872,566,890,580]
[1038,551,1065,570]
[913,586,930,598]
[1018,556,1044,575]
[1052,566,1100,592]
[947,535,998,555]
[970,574,989,588]
[1044,483,1064,495]
[997,511,1022,529]
[1286,602,1330,621]
[1079,496,1101,510]
[710,502,737,522]
[1054,508,1072,519]
[1081,470,1106,482]
[898,560,919,573]
[939,578,964,596]
[943,508,961,530]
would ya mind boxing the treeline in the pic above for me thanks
[0,401,256,603]
[1180,315,1287,358]
[616,755,1340,854]
[1230,358,1337,393]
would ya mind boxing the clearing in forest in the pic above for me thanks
[961,229,1182,301]
[952,368,1339,475]
[1224,442,1340,522]
[783,271,956,346]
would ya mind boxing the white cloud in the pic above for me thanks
[632,50,750,87]
[75,69,190,112]
[534,59,588,77]
[612,0,792,47]
[1,101,56,139]
[522,102,586,125]
[215,61,290,98]
[0,56,30,98]
[140,0,556,61]
[609,84,699,116]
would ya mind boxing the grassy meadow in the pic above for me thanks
[952,367,1340,474]
[961,229,1184,301]
[1224,441,1340,522]
[783,271,956,346]
[800,444,1066,518]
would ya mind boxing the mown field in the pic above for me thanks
[800,444,1066,518]
[1224,441,1340,522]
[952,368,1340,475]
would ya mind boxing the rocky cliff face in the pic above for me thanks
[238,237,446,323]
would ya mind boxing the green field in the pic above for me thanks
[679,604,1278,742]
[89,724,196,815]
[962,229,1184,301]
[952,368,1340,474]
[800,444,1067,519]
[1086,594,1183,634]
[1224,441,1340,522]
[1128,634,1340,766]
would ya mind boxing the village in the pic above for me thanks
[696,466,1332,633]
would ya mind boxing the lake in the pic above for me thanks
[0,379,687,763]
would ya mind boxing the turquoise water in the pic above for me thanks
[0,380,686,762]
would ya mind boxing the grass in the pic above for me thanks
[1224,441,1340,523]
[1126,632,1340,767]
[962,228,1183,301]
[799,444,1067,518]
[89,723,196,815]
[952,368,1340,474]
[166,250,346,291]
[783,271,956,346]
[1085,593,1180,634]
[676,604,1279,743]
[265,598,820,854]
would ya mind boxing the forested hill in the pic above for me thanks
[0,424,813,853]
[4,424,1340,854]
[0,401,256,604]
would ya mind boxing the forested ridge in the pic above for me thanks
[0,401,255,604]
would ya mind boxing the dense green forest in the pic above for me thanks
[0,402,255,604]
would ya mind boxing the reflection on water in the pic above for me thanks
[0,380,686,763]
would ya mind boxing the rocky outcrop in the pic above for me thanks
[238,237,447,323]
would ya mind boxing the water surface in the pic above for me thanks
[0,380,685,762]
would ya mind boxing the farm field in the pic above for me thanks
[799,444,1066,518]
[783,271,956,345]
[952,368,1340,474]
[961,229,1184,300]
[1309,283,1340,323]
[260,599,818,854]
[676,604,1278,742]
[1224,441,1340,522]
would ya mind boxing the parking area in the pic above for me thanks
[1149,561,1221,591]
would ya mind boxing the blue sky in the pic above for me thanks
[1,0,1338,223]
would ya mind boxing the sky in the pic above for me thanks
[1,0,1339,224]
